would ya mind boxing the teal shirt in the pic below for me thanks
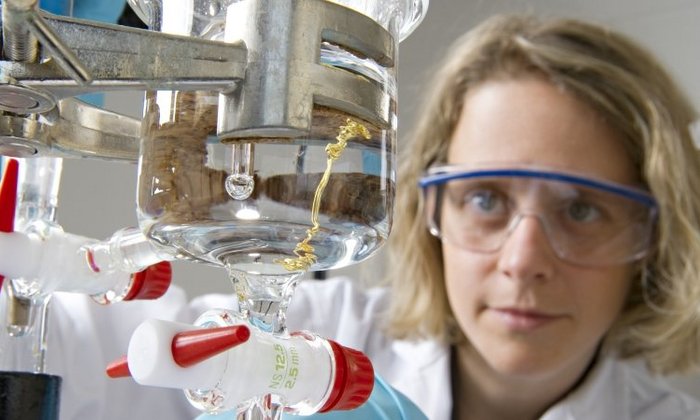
[40,0,126,23]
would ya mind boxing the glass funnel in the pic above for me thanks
[138,96,392,275]
[135,0,427,276]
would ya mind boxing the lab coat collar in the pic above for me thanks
[386,338,630,420]
[388,337,453,420]
[540,355,628,420]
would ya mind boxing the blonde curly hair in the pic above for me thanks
[386,14,700,374]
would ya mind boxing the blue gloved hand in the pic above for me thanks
[195,376,427,420]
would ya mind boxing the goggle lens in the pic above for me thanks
[420,167,657,267]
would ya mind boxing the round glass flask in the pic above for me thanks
[133,0,428,275]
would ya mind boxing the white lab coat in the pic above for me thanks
[32,277,700,419]
[44,287,199,420]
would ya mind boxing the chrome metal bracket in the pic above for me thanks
[218,0,395,139]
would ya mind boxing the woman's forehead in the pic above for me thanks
[447,78,637,185]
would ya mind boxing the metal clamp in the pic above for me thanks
[218,0,396,139]
[0,11,248,159]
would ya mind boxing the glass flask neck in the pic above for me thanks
[226,263,302,335]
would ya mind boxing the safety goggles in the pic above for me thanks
[419,166,658,267]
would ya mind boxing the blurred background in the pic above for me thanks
[53,0,700,392]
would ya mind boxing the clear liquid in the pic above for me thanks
[145,194,388,272]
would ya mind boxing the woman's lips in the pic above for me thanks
[490,308,563,331]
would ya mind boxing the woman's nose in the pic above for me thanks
[497,215,557,281]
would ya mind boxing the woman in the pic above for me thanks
[281,13,700,419]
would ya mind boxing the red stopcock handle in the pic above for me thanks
[0,159,19,290]
[106,325,251,378]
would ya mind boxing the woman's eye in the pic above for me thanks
[466,190,505,213]
[567,201,600,222]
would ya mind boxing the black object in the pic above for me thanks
[0,371,62,420]
[117,3,147,29]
